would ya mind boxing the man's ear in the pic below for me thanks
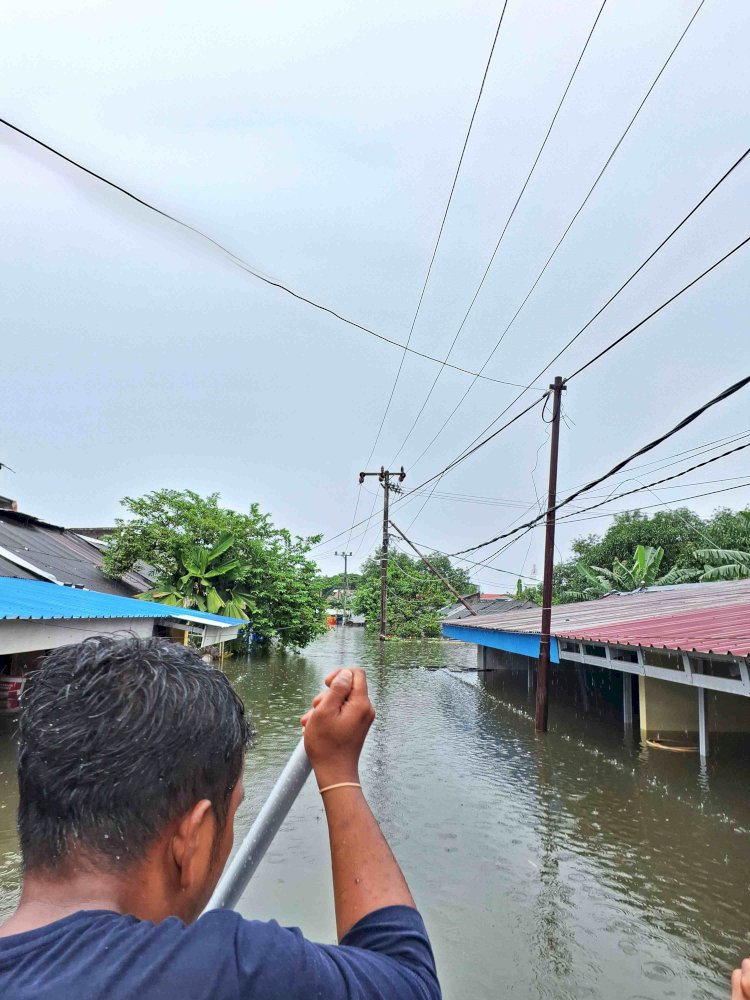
[171,799,216,891]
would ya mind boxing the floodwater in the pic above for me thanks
[1,627,750,999]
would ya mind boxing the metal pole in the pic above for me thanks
[335,550,352,626]
[204,740,312,912]
[623,673,633,727]
[343,552,348,625]
[380,471,389,642]
[389,520,478,616]
[535,376,565,734]
[357,467,404,642]
[698,687,709,759]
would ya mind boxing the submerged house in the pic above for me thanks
[443,580,750,759]
[0,501,241,712]
[0,579,243,713]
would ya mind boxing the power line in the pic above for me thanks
[557,427,750,494]
[557,480,750,525]
[0,116,530,388]
[432,222,750,500]
[387,0,610,464]
[402,0,707,476]
[401,388,550,531]
[408,538,540,583]
[363,0,511,467]
[343,2,511,553]
[522,144,750,386]
[311,390,547,553]
[406,473,750,508]
[568,233,750,380]
[553,441,750,523]
[452,374,750,555]
[325,425,750,564]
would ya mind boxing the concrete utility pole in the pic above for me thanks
[334,550,352,625]
[358,466,406,641]
[389,520,478,616]
[535,376,566,734]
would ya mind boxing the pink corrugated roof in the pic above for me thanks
[445,580,750,657]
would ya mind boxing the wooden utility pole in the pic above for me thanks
[535,376,566,733]
[358,466,406,641]
[389,520,478,616]
[334,550,352,625]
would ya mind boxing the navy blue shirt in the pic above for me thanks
[0,904,440,1000]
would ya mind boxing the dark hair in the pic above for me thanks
[17,635,250,873]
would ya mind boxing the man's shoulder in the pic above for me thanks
[0,909,290,1000]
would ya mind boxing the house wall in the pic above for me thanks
[638,676,750,736]
[0,618,155,656]
[478,646,536,671]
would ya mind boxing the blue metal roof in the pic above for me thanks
[0,577,244,625]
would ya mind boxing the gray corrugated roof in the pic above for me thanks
[0,555,37,580]
[441,597,535,621]
[0,511,152,596]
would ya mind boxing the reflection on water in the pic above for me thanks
[1,629,749,999]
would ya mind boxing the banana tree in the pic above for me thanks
[694,549,750,581]
[140,532,257,619]
[581,545,697,594]
[690,511,750,581]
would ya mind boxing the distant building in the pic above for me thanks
[439,592,535,622]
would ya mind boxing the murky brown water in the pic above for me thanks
[1,628,749,998]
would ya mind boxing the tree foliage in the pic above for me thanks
[351,550,473,638]
[318,572,363,610]
[692,511,750,581]
[575,545,697,596]
[546,507,750,604]
[570,509,705,574]
[103,490,327,649]
[140,531,259,619]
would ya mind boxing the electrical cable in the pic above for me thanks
[387,0,610,464]
[557,428,750,495]
[402,0,707,477]
[568,233,750,381]
[557,480,750,525]
[439,224,750,497]
[451,374,750,555]
[363,0,511,467]
[317,214,749,557]
[0,116,527,387]
[553,441,750,522]
[343,2,511,550]
[405,473,750,508]
[311,391,546,553]
[519,145,750,385]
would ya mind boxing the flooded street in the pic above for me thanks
[2,627,750,998]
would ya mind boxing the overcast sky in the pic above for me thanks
[1,0,749,588]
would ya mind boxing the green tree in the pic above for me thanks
[141,531,257,619]
[570,509,705,575]
[533,507,750,605]
[703,507,750,551]
[318,572,363,611]
[577,545,696,595]
[103,489,326,649]
[691,511,750,581]
[351,550,473,638]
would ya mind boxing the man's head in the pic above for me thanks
[17,635,250,920]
